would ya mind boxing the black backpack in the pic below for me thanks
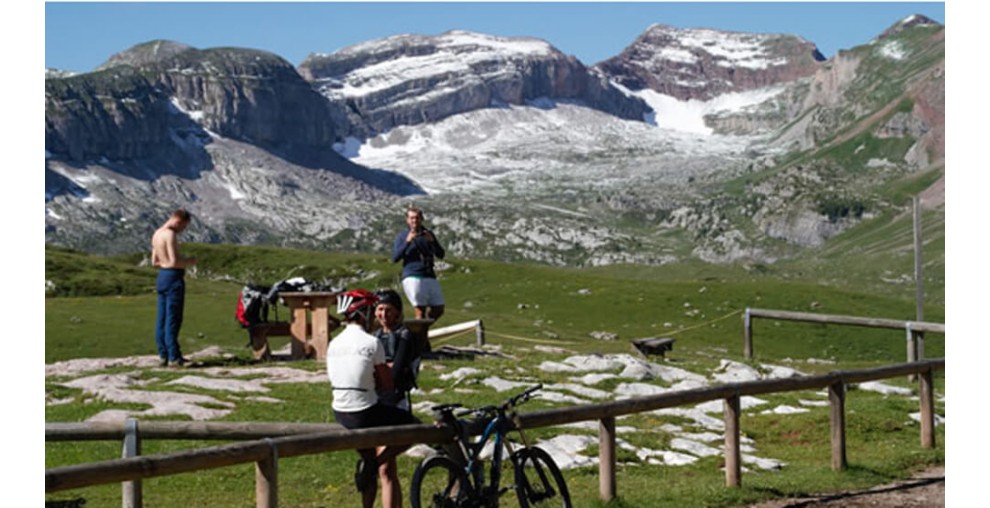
[235,277,338,328]
[235,284,272,328]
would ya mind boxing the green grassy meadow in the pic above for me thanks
[45,241,944,507]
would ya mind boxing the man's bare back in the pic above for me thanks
[151,213,196,269]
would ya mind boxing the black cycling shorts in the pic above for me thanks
[334,403,420,430]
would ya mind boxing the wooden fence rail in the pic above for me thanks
[428,319,485,346]
[46,421,346,442]
[743,308,945,361]
[46,359,943,507]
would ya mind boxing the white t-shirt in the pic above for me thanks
[326,323,386,412]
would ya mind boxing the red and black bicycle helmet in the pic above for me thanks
[336,289,379,323]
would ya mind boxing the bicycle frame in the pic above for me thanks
[434,386,541,504]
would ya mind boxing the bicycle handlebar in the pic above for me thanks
[457,405,497,418]
[505,383,543,409]
[430,384,543,422]
[430,403,463,415]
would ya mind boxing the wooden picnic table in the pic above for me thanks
[280,291,341,360]
[248,293,435,362]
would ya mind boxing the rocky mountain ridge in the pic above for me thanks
[595,24,826,101]
[44,16,944,269]
[298,30,652,138]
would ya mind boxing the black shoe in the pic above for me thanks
[354,458,376,492]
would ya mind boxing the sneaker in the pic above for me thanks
[169,357,189,368]
[158,358,168,367]
[354,458,376,492]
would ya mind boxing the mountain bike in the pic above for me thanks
[410,384,572,508]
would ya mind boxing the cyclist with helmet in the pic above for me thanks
[326,289,419,508]
[373,288,422,411]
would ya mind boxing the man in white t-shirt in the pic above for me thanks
[327,289,419,508]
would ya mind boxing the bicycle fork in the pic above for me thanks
[509,414,558,502]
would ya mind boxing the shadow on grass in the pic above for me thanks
[748,465,944,507]
[46,498,85,508]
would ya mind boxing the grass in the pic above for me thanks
[44,243,944,507]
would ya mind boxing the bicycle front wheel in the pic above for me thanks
[410,454,471,508]
[512,446,572,507]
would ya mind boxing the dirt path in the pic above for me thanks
[744,465,943,507]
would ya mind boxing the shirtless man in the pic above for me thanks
[151,209,198,367]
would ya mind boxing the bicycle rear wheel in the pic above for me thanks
[410,454,471,508]
[512,446,572,507]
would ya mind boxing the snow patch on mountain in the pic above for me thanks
[878,40,908,60]
[639,25,794,70]
[317,31,554,101]
[169,97,205,121]
[616,83,788,135]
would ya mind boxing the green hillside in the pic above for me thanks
[45,238,943,365]
[45,237,944,507]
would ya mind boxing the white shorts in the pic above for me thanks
[402,277,445,307]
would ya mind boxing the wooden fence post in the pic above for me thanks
[904,321,918,382]
[256,438,278,508]
[723,395,741,487]
[598,417,616,502]
[829,382,847,471]
[476,319,485,347]
[917,331,925,361]
[743,309,753,360]
[122,418,142,508]
[919,369,935,448]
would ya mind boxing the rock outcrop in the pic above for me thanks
[773,17,944,161]
[45,66,194,162]
[299,30,652,137]
[46,40,340,163]
[595,24,825,101]
[112,41,338,151]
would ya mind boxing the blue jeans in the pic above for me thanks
[155,269,186,362]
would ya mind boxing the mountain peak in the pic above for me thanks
[312,30,556,64]
[434,30,556,56]
[297,28,648,137]
[877,14,941,40]
[97,39,194,71]
[595,23,824,100]
[45,68,78,79]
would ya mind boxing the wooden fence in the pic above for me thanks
[428,319,485,346]
[743,308,946,361]
[46,359,943,508]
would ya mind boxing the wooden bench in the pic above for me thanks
[249,314,431,362]
[248,318,342,361]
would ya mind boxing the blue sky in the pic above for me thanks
[46,2,945,73]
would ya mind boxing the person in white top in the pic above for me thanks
[327,289,419,508]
